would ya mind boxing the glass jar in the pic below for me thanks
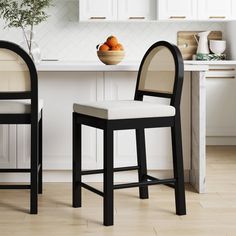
[20,30,41,64]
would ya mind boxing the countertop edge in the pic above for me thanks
[36,62,210,72]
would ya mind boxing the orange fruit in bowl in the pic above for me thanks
[111,43,124,51]
[111,45,120,51]
[106,36,118,48]
[117,43,124,51]
[99,43,110,51]
[97,36,125,65]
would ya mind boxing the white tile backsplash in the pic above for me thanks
[0,0,226,62]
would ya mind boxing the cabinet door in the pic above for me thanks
[0,125,16,169]
[198,0,233,20]
[142,72,191,170]
[158,0,197,20]
[118,0,156,21]
[17,72,103,170]
[79,0,117,21]
[104,72,191,171]
[206,66,236,138]
[103,72,138,168]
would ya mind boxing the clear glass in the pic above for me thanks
[20,30,41,64]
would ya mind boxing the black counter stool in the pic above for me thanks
[72,41,186,226]
[0,41,43,214]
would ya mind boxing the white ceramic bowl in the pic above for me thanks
[210,40,226,55]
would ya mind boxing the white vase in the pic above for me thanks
[20,30,41,64]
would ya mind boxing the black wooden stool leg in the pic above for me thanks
[38,111,43,194]
[73,113,82,208]
[136,129,149,199]
[30,122,38,214]
[103,126,114,226]
[171,113,186,215]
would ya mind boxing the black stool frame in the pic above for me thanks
[73,41,186,226]
[0,41,43,214]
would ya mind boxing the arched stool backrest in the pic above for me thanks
[0,41,38,122]
[135,41,184,109]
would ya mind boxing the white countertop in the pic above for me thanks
[37,60,210,72]
[184,60,236,65]
[36,60,236,72]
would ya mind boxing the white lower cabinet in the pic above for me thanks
[0,71,191,172]
[103,72,191,170]
[206,66,236,137]
[16,72,103,170]
[0,125,16,168]
[103,72,138,168]
[16,125,31,168]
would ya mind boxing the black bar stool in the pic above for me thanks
[0,41,43,214]
[72,41,186,226]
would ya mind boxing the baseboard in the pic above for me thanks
[0,170,190,183]
[206,136,236,145]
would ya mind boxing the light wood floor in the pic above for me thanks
[1,146,236,236]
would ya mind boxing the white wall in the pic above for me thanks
[225,22,236,60]
[0,0,226,62]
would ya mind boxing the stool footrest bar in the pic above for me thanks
[0,169,31,173]
[81,166,139,176]
[0,185,31,189]
[81,183,104,197]
[113,178,176,190]
[145,174,175,188]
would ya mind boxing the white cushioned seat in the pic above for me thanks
[73,100,175,120]
[0,99,43,114]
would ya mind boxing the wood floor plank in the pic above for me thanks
[0,146,235,235]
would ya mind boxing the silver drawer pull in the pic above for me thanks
[206,76,235,79]
[90,17,106,20]
[209,16,226,19]
[129,17,145,20]
[169,16,186,19]
[209,68,235,72]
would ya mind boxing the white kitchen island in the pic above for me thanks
[4,60,235,193]
[36,61,210,193]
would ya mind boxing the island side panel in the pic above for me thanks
[190,71,206,193]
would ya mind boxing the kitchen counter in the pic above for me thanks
[36,60,236,72]
[36,61,209,72]
[184,60,236,65]
[35,59,236,193]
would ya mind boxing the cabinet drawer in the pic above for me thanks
[206,66,236,79]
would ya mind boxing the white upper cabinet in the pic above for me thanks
[79,0,236,22]
[79,0,117,21]
[198,0,233,20]
[158,0,197,20]
[118,0,156,21]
